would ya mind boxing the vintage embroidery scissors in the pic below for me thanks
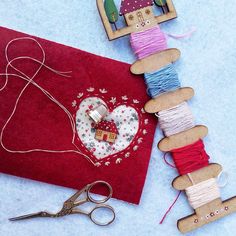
[9,181,115,226]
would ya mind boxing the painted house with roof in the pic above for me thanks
[95,120,119,143]
[120,0,155,28]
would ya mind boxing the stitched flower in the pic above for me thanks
[99,88,108,93]
[110,97,116,104]
[72,100,77,107]
[122,95,128,100]
[125,152,130,158]
[87,87,95,92]
[138,138,143,144]
[77,93,83,99]
[116,158,122,164]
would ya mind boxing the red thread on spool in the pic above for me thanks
[171,140,210,175]
[159,140,210,223]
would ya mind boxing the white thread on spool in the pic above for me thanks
[0,37,94,164]
[157,102,195,137]
[186,178,221,209]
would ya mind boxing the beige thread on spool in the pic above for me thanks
[185,178,221,209]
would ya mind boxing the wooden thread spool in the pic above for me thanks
[130,48,180,75]
[158,125,208,152]
[144,87,194,113]
[172,164,236,233]
[143,85,207,153]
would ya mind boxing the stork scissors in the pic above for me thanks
[9,181,115,226]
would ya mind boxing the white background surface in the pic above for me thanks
[0,0,236,235]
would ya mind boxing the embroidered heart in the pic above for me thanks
[76,97,139,160]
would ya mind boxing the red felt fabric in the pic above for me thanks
[0,27,157,204]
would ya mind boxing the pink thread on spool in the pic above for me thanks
[130,25,168,60]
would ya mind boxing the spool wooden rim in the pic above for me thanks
[158,125,208,152]
[172,163,236,233]
[144,87,194,113]
[130,48,181,75]
[172,163,222,190]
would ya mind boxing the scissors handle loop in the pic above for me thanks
[87,181,113,204]
[89,205,115,226]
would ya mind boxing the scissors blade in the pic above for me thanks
[9,212,48,221]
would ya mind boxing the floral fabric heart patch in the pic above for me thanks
[76,97,139,158]
[73,88,149,166]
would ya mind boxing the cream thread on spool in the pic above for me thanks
[186,178,221,209]
[156,102,195,137]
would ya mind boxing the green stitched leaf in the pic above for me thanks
[104,0,118,23]
[154,0,167,7]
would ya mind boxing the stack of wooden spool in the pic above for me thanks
[97,0,236,233]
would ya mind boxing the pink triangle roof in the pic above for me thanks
[120,0,154,15]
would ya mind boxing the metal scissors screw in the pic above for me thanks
[9,181,115,226]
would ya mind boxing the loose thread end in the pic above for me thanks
[159,191,182,224]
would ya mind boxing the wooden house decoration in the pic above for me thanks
[97,0,177,40]
[120,0,156,31]
[95,120,119,143]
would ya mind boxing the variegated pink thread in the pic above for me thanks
[130,25,167,60]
